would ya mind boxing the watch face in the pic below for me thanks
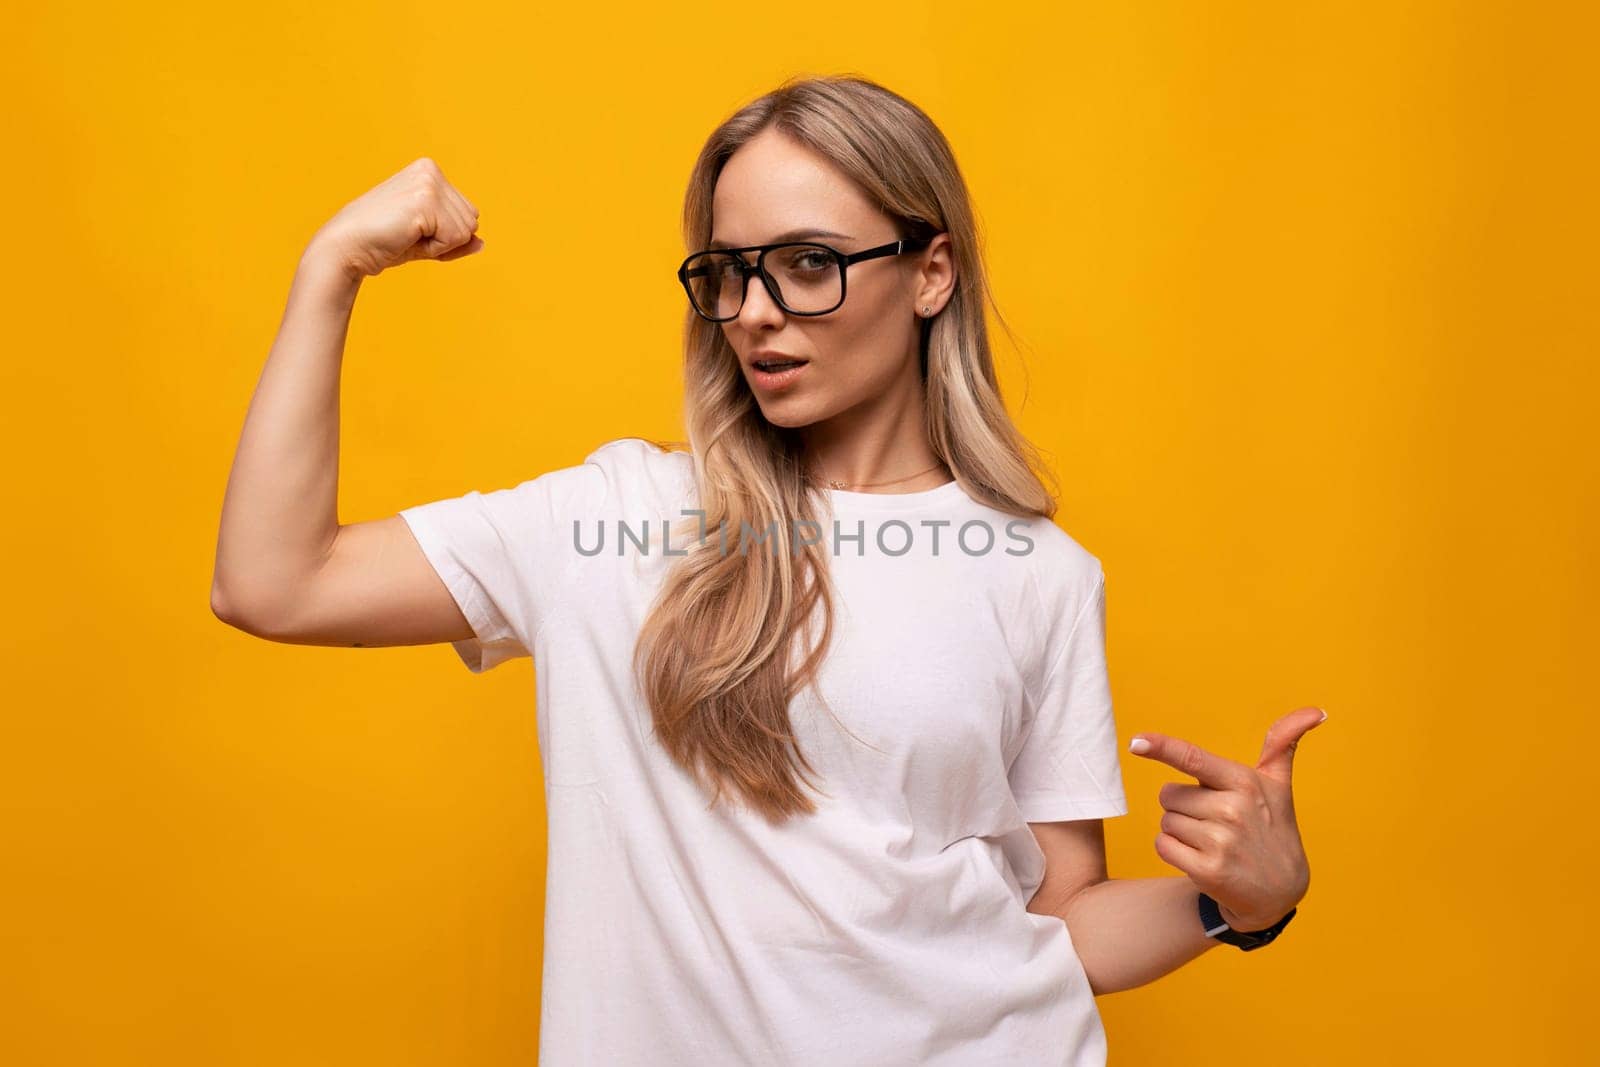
[1198,893,1297,949]
[1228,908,1297,950]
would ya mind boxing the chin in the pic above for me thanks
[755,405,822,430]
[753,395,832,430]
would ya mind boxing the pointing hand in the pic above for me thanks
[1128,706,1327,932]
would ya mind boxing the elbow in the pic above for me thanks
[210,574,279,637]
[1061,882,1110,999]
[210,576,254,633]
[210,576,238,626]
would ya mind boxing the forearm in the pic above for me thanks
[211,245,361,624]
[1056,877,1219,996]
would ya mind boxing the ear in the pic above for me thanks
[914,232,957,315]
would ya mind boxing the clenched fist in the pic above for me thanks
[304,157,484,283]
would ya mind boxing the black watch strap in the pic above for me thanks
[1197,891,1296,951]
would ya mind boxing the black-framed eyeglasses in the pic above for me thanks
[676,237,933,322]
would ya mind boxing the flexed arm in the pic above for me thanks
[210,157,485,649]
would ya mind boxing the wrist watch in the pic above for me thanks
[1197,891,1297,951]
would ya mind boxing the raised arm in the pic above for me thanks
[210,157,485,650]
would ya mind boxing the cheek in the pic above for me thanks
[828,298,911,377]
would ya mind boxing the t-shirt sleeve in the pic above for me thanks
[397,459,607,674]
[1007,567,1130,822]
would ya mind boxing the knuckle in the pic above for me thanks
[1241,790,1267,825]
[1179,742,1205,775]
[1239,779,1266,807]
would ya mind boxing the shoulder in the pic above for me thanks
[583,435,693,474]
[977,507,1106,646]
[1012,516,1104,593]
[984,516,1108,696]
[951,496,1104,605]
[581,436,697,514]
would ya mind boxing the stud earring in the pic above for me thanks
[921,305,932,316]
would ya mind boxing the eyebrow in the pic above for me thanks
[708,227,853,250]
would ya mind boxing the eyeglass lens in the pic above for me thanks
[683,243,841,319]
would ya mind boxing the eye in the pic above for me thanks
[781,249,832,272]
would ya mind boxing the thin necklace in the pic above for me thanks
[806,459,947,491]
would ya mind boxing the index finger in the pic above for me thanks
[1129,732,1254,791]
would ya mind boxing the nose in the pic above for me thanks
[735,262,788,329]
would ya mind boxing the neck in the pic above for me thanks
[798,366,950,492]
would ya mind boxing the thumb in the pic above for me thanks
[1257,706,1328,784]
[436,234,485,262]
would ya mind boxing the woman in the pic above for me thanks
[212,75,1317,1066]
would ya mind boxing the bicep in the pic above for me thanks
[1008,566,1129,821]
[1024,818,1110,918]
[224,514,476,649]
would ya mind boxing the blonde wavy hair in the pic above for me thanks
[633,73,1062,823]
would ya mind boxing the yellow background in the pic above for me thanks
[6,2,1595,1063]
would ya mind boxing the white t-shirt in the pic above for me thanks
[398,437,1129,1066]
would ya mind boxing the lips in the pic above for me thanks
[747,355,810,392]
[751,354,809,371]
